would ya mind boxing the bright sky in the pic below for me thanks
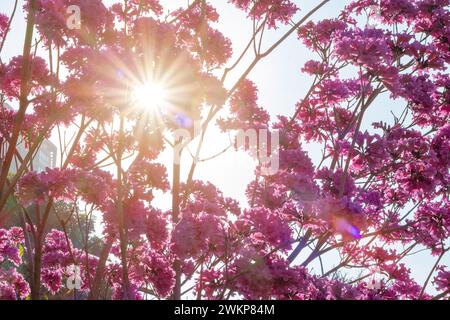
[1,0,447,294]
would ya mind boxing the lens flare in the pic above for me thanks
[334,217,362,239]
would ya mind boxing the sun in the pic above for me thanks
[132,80,168,110]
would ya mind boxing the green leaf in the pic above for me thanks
[19,244,24,258]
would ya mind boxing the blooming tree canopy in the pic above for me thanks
[0,0,449,300]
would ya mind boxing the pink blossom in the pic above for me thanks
[34,0,111,46]
[218,79,269,131]
[241,207,292,249]
[334,28,393,68]
[0,269,30,300]
[0,228,24,266]
[0,13,8,41]
[230,0,298,29]
[0,55,52,99]
[172,211,225,259]
[130,246,174,297]
[16,168,78,205]
[298,19,346,51]
[301,60,331,76]
[434,266,450,293]
[414,202,450,250]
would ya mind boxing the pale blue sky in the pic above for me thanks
[1,0,447,295]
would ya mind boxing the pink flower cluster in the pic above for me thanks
[218,79,269,131]
[0,13,8,41]
[0,228,30,300]
[230,0,298,28]
[434,266,450,293]
[0,227,23,267]
[172,211,225,259]
[127,245,174,297]
[16,168,78,205]
[33,0,111,46]
[0,55,52,99]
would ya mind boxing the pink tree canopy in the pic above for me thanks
[0,0,449,300]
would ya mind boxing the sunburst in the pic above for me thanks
[132,80,169,111]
